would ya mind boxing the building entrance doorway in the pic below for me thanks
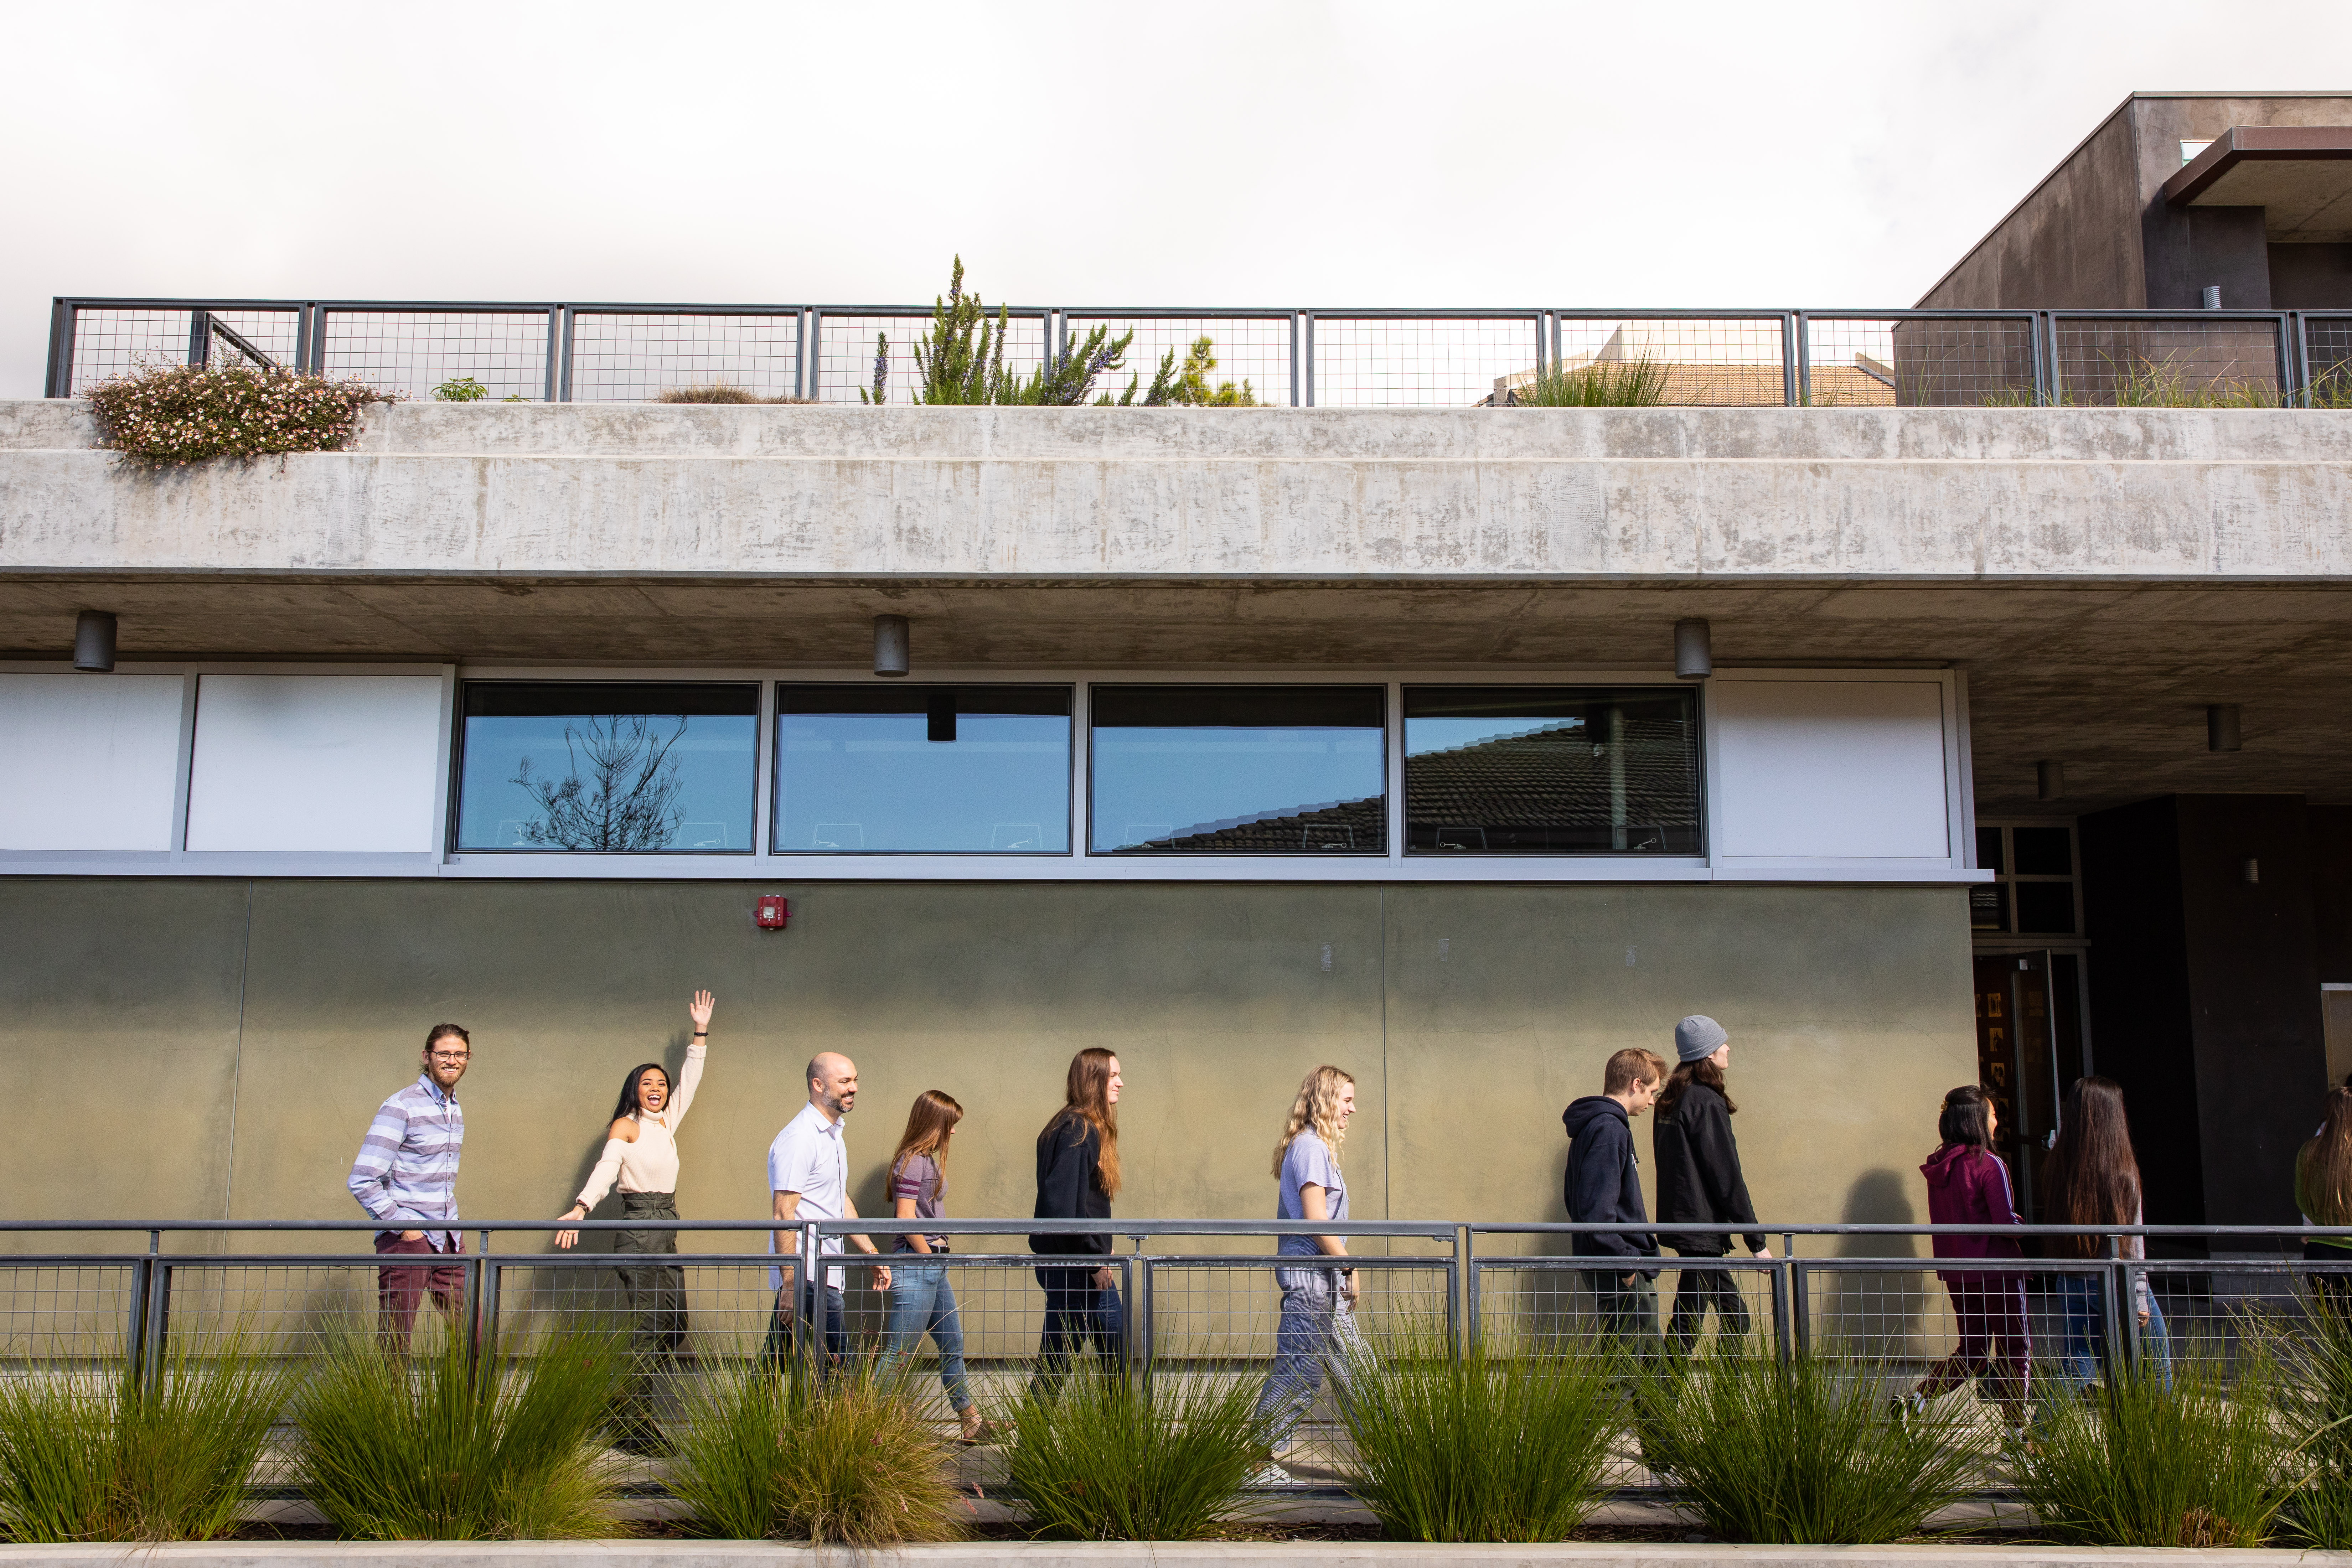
[1972,951,2088,1221]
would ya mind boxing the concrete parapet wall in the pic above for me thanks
[5,402,2352,582]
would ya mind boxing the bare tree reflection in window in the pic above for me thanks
[511,714,689,850]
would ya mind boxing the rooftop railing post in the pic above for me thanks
[1452,1223,1472,1361]
[187,309,212,368]
[1787,1233,1810,1358]
[2274,310,2297,408]
[807,311,825,403]
[556,308,576,403]
[1540,309,1557,382]
[794,308,811,401]
[542,306,561,403]
[2038,311,2061,405]
[1287,312,1301,407]
[1302,312,1317,408]
[140,1241,170,1399]
[466,1227,495,1366]
[294,304,316,374]
[2289,311,2310,407]
[1130,1253,1154,1397]
[1771,1231,1795,1365]
[125,1229,158,1391]
[45,299,76,398]
[307,307,329,378]
[1784,312,1805,407]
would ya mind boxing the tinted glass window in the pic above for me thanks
[1402,687,1700,854]
[1089,686,1385,854]
[2012,826,2073,876]
[2014,881,2077,935]
[775,685,1070,854]
[1976,827,2005,874]
[458,683,758,852]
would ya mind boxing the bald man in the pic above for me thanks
[763,1051,888,1370]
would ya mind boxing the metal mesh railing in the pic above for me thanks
[51,298,2352,411]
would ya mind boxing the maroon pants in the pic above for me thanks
[1919,1274,2031,1405]
[375,1231,465,1349]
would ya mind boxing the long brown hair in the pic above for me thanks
[1657,1055,1736,1118]
[889,1090,964,1199]
[1270,1065,1354,1177]
[2040,1076,2142,1258]
[2301,1086,2352,1228]
[1045,1047,1122,1199]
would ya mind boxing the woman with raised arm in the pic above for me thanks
[1029,1048,1125,1396]
[880,1090,993,1443]
[2040,1075,2168,1396]
[1251,1065,1364,1487]
[554,989,714,1450]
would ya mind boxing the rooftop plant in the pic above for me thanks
[1000,1368,1268,1540]
[655,382,816,404]
[1512,355,1673,407]
[84,361,392,466]
[433,377,490,402]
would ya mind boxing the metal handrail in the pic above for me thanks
[5,1216,2348,1237]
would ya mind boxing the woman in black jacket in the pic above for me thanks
[1029,1047,1126,1394]
[1653,1016,1770,1355]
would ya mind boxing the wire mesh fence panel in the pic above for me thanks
[154,1262,409,1365]
[0,1263,137,1366]
[566,313,803,403]
[64,308,304,392]
[2307,314,2352,405]
[2053,316,2285,406]
[1312,316,1540,408]
[812,313,1049,404]
[1060,315,1294,407]
[1549,316,1789,407]
[1476,1257,1778,1361]
[320,311,551,402]
[1815,316,2037,407]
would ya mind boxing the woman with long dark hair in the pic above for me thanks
[880,1090,991,1443]
[2298,1086,2352,1311]
[2040,1075,2168,1393]
[552,989,714,1449]
[1902,1084,2030,1424]
[1653,1019,1769,1355]
[1029,1047,1125,1395]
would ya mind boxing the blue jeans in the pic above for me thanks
[882,1263,974,1413]
[761,1281,846,1372]
[1252,1268,1365,1450]
[2050,1273,2172,1393]
[1031,1265,1125,1395]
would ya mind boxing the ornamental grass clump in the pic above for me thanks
[84,361,391,466]
[2009,1339,2296,1548]
[1334,1324,1620,1542]
[2275,1289,2352,1547]
[0,1335,293,1543]
[291,1322,625,1540]
[1639,1351,1988,1543]
[1513,355,1673,407]
[666,1362,963,1543]
[1001,1369,1268,1540]
[653,383,816,404]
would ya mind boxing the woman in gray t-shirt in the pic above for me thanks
[1252,1065,1365,1483]
[880,1090,988,1442]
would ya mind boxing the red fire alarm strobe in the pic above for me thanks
[754,895,789,930]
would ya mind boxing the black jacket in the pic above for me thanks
[1652,1080,1764,1255]
[1029,1112,1113,1256]
[1560,1096,1659,1263]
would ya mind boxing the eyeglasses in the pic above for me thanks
[429,1051,471,1062]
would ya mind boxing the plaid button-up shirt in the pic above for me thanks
[347,1073,464,1250]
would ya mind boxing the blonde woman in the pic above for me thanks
[2299,1086,2352,1312]
[1251,1065,1365,1486]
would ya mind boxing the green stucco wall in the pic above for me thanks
[1,878,1974,1258]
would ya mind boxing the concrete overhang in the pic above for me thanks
[2163,125,2352,241]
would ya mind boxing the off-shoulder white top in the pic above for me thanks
[575,1043,705,1207]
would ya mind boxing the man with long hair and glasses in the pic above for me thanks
[1251,1064,1363,1486]
[347,1023,473,1350]
[1029,1048,1125,1395]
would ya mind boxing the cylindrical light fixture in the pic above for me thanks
[2036,760,2064,801]
[2207,703,2242,753]
[1673,618,1712,681]
[73,611,117,673]
[873,614,910,678]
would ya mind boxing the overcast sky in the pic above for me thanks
[9,0,2352,395]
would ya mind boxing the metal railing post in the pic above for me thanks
[802,1222,825,1373]
[140,1248,170,1398]
[307,306,329,376]
[1302,312,1316,408]
[1452,1224,1473,1360]
[1785,311,1805,406]
[1287,312,1301,407]
[806,311,824,402]
[2102,1235,2132,1377]
[125,1228,159,1388]
[2281,311,2305,406]
[467,1227,496,1365]
[1787,1232,1809,1358]
[1130,1254,1154,1396]
[794,308,812,401]
[1770,1231,1795,1365]
[46,299,77,397]
[556,308,577,403]
[187,309,212,368]
[294,304,316,374]
[2038,311,2061,405]
[541,306,562,403]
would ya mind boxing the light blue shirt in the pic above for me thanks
[1275,1130,1347,1257]
[768,1099,848,1289]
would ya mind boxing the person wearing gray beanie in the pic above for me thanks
[1654,1017,1769,1356]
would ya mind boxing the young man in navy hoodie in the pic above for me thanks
[1561,1047,1668,1347]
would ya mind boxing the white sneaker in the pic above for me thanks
[1250,1461,1298,1487]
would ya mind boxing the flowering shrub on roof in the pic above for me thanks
[84,361,393,467]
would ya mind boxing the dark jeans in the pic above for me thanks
[1666,1252,1751,1355]
[1588,1268,1673,1475]
[1918,1274,2030,1409]
[1031,1264,1125,1396]
[374,1231,464,1350]
[762,1279,847,1372]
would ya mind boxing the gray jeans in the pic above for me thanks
[1252,1267,1367,1451]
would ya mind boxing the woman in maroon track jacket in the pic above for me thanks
[1904,1084,2030,1423]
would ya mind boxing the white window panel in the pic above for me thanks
[1712,678,1950,860]
[187,675,443,852]
[0,674,184,850]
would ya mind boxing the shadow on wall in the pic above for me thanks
[1815,1168,1927,1357]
